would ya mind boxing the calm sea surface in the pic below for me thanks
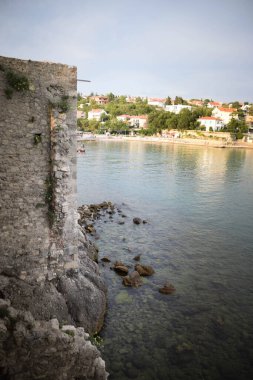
[77,140,253,380]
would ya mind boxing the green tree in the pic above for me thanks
[165,96,172,105]
[107,92,115,102]
[226,118,248,139]
[174,96,188,105]
[248,105,253,116]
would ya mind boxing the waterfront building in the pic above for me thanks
[198,116,224,131]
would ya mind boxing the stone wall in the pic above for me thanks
[0,56,79,282]
[0,56,107,379]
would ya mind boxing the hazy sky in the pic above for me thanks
[0,0,252,101]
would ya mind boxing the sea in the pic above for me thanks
[77,139,253,380]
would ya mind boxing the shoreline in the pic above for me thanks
[94,135,253,149]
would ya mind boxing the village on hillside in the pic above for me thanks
[76,94,253,144]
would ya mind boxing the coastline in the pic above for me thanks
[95,135,253,149]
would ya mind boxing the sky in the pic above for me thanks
[0,0,253,102]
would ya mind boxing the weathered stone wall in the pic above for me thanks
[0,56,107,379]
[0,56,79,282]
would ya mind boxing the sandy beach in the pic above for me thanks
[95,135,253,149]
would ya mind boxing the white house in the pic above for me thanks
[212,107,237,125]
[148,98,166,108]
[129,115,148,129]
[88,109,107,121]
[198,116,224,131]
[165,104,192,114]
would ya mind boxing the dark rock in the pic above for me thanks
[85,224,95,233]
[122,271,143,288]
[142,220,148,224]
[113,261,129,275]
[135,264,154,276]
[158,282,176,294]
[133,217,142,225]
[101,257,111,263]
[133,255,141,261]
[118,221,125,225]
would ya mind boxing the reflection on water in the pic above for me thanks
[77,141,253,380]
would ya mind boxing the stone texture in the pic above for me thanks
[0,55,78,280]
[0,56,108,379]
[0,301,108,380]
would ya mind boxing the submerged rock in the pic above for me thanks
[158,282,176,294]
[122,271,143,288]
[133,217,142,225]
[133,254,141,261]
[115,290,133,304]
[135,264,155,276]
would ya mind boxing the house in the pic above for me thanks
[198,116,224,131]
[88,109,107,121]
[148,98,166,108]
[188,99,204,107]
[116,115,131,122]
[207,101,222,108]
[212,107,238,125]
[129,115,148,129]
[165,104,192,114]
[90,96,109,105]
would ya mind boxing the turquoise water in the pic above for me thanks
[77,140,253,380]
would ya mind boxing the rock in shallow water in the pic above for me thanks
[113,261,129,275]
[135,264,155,276]
[158,282,176,294]
[122,271,143,287]
[133,217,142,225]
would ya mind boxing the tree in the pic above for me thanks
[226,118,248,139]
[107,92,115,102]
[248,105,253,116]
[165,96,172,105]
[231,101,241,110]
[100,112,110,122]
[174,96,188,105]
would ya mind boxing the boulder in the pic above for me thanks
[101,257,111,263]
[113,261,129,275]
[133,217,142,225]
[135,264,155,276]
[122,271,143,288]
[158,282,176,294]
[0,301,108,380]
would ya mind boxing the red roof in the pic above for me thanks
[130,115,148,119]
[209,102,220,106]
[90,109,103,113]
[199,117,221,121]
[218,107,236,113]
